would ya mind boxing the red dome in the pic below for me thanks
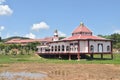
[72,22,92,34]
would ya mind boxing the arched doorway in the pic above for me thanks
[98,44,103,52]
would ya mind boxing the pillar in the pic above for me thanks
[111,53,113,59]
[101,53,103,59]
[90,53,93,59]
[69,53,71,60]
[77,53,80,61]
[111,41,113,59]
[59,54,61,59]
[88,39,90,53]
[77,40,80,60]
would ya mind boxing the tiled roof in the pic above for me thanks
[62,22,109,41]
[5,37,53,44]
[5,39,34,44]
[63,35,107,41]
[72,22,92,34]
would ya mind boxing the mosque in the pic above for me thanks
[37,22,113,60]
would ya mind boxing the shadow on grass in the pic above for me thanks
[39,54,113,61]
[40,55,69,60]
[86,58,113,61]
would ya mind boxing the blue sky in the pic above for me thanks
[0,0,120,39]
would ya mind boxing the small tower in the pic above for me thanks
[53,29,59,41]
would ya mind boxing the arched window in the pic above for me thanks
[51,46,54,51]
[58,45,60,51]
[90,45,94,52]
[98,44,103,52]
[66,46,69,51]
[55,46,57,51]
[107,46,110,52]
[62,45,64,51]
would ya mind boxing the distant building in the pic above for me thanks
[5,37,53,45]
[37,22,113,60]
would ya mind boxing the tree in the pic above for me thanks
[0,37,1,42]
[26,42,40,51]
[4,45,10,55]
[110,33,120,45]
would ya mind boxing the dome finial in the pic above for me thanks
[80,22,84,26]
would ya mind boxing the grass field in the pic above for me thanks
[0,53,120,80]
[0,53,120,64]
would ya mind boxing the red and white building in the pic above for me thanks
[37,22,113,60]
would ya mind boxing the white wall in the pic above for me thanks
[37,40,111,53]
[79,41,88,53]
[89,40,111,53]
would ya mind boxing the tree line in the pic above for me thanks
[0,42,40,55]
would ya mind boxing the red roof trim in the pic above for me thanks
[62,35,109,41]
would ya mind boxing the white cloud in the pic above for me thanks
[0,26,5,31]
[0,5,13,16]
[0,26,5,37]
[25,33,36,39]
[0,0,5,4]
[31,21,49,31]
[58,31,66,37]
[113,30,120,34]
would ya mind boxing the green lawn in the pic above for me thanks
[0,53,120,64]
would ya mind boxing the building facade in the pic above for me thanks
[37,23,113,60]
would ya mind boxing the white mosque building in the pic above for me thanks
[37,22,113,60]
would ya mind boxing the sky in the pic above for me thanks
[0,0,120,39]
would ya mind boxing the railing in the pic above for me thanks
[37,51,79,54]
[37,51,112,54]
